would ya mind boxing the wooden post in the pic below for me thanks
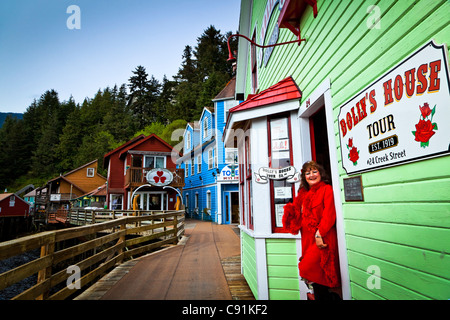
[36,234,55,300]
[117,221,126,264]
[173,214,178,245]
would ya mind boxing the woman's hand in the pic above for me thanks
[315,230,328,249]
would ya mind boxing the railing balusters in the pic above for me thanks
[0,210,185,300]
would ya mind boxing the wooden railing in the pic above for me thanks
[48,209,183,226]
[0,210,185,300]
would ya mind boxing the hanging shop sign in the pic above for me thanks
[338,40,450,175]
[218,164,239,181]
[255,166,300,184]
[146,168,173,187]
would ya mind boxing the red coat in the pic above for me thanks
[283,181,340,288]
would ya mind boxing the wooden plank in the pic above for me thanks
[266,239,296,254]
[125,220,174,235]
[345,219,450,253]
[54,219,124,242]
[12,277,51,300]
[348,266,430,300]
[267,265,299,278]
[49,255,121,300]
[266,254,298,266]
[0,231,55,260]
[53,231,123,265]
[348,250,450,300]
[0,255,52,291]
[124,238,176,259]
[346,235,449,279]
[362,178,450,203]
[49,241,125,290]
[343,203,450,228]
[125,229,175,247]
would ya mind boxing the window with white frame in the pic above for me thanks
[111,194,123,210]
[185,161,189,177]
[197,155,201,173]
[186,131,191,150]
[191,158,195,176]
[208,148,214,170]
[206,191,211,210]
[214,147,218,168]
[144,156,165,169]
[87,168,95,177]
[203,118,208,140]
[225,148,238,164]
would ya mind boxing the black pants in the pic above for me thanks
[312,283,341,301]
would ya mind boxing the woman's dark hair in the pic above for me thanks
[299,160,330,191]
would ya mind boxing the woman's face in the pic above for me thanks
[304,167,321,187]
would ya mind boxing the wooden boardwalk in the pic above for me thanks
[75,220,254,300]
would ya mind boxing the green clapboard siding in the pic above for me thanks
[265,239,300,300]
[245,0,450,300]
[241,231,258,299]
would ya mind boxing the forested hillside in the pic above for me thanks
[0,25,237,192]
[0,113,23,128]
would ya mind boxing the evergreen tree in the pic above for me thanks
[128,65,161,129]
[55,106,83,172]
[73,129,115,177]
[30,90,64,178]
[103,84,135,142]
[0,116,29,188]
[155,75,177,123]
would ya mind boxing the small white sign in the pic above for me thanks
[146,168,173,187]
[218,165,239,181]
[274,187,292,199]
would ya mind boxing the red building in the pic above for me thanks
[0,193,30,218]
[103,134,184,211]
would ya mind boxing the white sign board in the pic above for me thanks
[338,41,450,175]
[218,165,239,181]
[146,168,173,187]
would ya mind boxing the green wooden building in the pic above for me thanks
[224,0,450,300]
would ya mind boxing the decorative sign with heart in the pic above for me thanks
[146,168,173,186]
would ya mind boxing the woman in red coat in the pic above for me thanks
[283,161,341,300]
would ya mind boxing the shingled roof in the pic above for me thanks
[213,77,236,100]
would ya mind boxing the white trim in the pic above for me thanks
[297,78,351,300]
[255,238,269,300]
[217,181,223,224]
[86,167,95,177]
[224,100,300,145]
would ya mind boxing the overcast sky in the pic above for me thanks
[0,0,241,113]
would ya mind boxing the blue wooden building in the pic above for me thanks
[177,78,241,224]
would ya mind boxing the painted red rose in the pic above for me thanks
[419,103,432,118]
[414,119,435,143]
[349,146,359,164]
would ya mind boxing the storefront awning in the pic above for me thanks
[223,76,302,144]
[229,76,301,113]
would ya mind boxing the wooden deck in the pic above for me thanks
[75,220,254,300]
